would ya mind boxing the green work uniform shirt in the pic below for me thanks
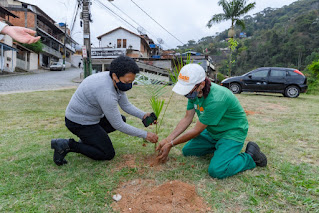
[187,83,248,143]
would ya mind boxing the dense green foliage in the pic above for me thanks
[20,40,43,53]
[176,0,319,91]
[304,60,319,94]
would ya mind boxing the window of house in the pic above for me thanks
[117,39,121,48]
[123,39,127,48]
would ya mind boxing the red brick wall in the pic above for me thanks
[8,11,36,29]
[26,12,35,29]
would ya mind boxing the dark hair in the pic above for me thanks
[109,56,140,78]
[202,77,211,98]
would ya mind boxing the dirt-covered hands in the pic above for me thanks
[156,138,169,151]
[1,26,40,44]
[156,138,172,163]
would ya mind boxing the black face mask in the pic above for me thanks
[116,81,132,91]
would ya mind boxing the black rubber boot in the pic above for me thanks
[51,139,70,166]
[245,141,267,167]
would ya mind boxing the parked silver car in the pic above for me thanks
[50,62,64,71]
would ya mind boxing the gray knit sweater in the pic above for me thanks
[65,72,147,138]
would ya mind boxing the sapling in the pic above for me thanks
[137,53,194,152]
[135,74,167,151]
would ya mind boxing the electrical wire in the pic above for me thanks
[95,0,138,32]
[70,0,81,33]
[130,0,185,46]
[95,0,171,49]
[105,0,171,49]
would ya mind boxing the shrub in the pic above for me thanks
[305,60,319,94]
[216,72,225,84]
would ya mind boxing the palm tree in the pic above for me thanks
[207,0,256,36]
[207,0,256,77]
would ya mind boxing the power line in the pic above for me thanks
[70,0,81,33]
[95,0,137,32]
[105,0,171,49]
[107,1,142,32]
[95,0,171,49]
[130,0,185,46]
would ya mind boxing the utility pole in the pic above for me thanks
[81,0,92,78]
[63,22,67,70]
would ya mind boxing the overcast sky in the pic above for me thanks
[22,0,298,49]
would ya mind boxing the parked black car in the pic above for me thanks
[221,67,308,98]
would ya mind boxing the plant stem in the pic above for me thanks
[155,123,158,152]
[157,91,174,133]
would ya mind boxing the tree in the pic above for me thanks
[207,0,256,76]
[207,0,256,33]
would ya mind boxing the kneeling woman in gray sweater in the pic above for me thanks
[51,56,158,166]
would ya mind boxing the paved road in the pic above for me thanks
[0,68,82,94]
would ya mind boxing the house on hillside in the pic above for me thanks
[95,27,152,59]
[1,0,78,69]
[0,5,18,72]
[91,27,171,79]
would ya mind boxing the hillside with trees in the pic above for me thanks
[175,0,319,93]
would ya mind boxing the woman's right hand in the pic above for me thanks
[146,132,158,143]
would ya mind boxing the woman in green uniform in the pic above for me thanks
[157,64,267,179]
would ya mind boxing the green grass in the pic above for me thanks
[0,88,318,212]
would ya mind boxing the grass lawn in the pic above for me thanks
[0,87,318,212]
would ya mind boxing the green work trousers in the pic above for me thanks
[182,129,256,179]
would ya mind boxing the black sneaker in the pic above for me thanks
[245,141,267,167]
[51,139,70,166]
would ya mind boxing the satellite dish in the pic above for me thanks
[137,27,146,35]
[157,38,164,44]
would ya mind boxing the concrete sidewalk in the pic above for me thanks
[0,67,83,94]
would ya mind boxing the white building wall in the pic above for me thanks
[1,35,16,72]
[58,59,72,68]
[100,29,141,51]
[71,54,83,68]
[29,53,38,70]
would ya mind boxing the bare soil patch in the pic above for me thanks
[112,154,138,172]
[244,110,259,116]
[112,179,209,213]
[144,153,163,168]
[112,154,165,173]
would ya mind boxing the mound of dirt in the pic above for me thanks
[112,179,209,213]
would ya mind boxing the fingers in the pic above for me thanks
[25,36,40,44]
[33,36,41,42]
[23,28,37,36]
[156,154,167,163]
[156,143,164,151]
[17,35,40,44]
